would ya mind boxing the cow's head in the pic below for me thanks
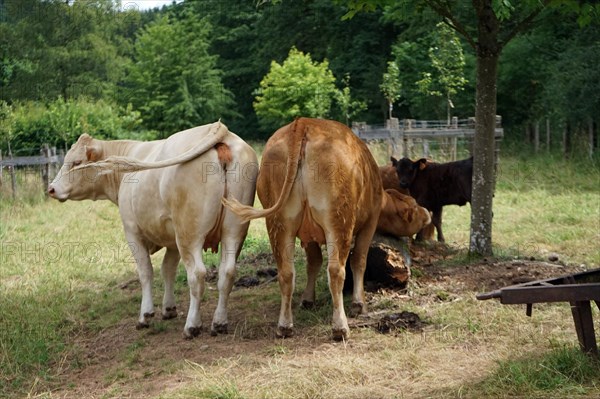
[391,157,427,189]
[48,134,105,202]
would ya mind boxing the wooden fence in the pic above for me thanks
[352,116,504,161]
[0,145,64,200]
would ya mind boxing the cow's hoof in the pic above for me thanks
[332,328,349,342]
[143,311,155,318]
[349,302,366,318]
[210,323,228,336]
[136,321,150,330]
[162,306,177,320]
[301,300,315,309]
[183,326,202,339]
[276,326,294,338]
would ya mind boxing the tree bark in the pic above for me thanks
[589,119,594,159]
[546,118,551,152]
[470,0,500,257]
[534,120,540,153]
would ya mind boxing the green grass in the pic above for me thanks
[0,149,599,398]
[466,345,600,398]
[430,152,600,266]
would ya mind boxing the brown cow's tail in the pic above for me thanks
[222,118,306,223]
[74,121,228,174]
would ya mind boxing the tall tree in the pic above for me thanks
[338,0,599,256]
[253,47,338,131]
[416,22,467,124]
[0,0,128,102]
[125,10,235,136]
[380,61,402,119]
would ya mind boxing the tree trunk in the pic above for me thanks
[589,119,594,159]
[534,120,540,153]
[470,0,500,257]
[563,121,571,158]
[546,118,551,152]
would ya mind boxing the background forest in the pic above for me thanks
[0,0,598,154]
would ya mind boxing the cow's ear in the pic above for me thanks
[417,158,427,170]
[390,156,398,166]
[85,145,102,162]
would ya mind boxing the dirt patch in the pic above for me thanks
[409,241,588,294]
[45,243,593,398]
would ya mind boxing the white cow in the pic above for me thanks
[48,122,258,338]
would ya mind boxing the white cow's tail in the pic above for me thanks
[222,118,305,223]
[75,121,228,174]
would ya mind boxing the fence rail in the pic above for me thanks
[352,116,504,161]
[0,145,64,200]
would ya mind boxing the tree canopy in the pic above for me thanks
[253,47,338,132]
[125,11,235,137]
[0,0,597,148]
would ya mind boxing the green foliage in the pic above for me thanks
[125,11,235,137]
[253,47,338,131]
[415,22,468,122]
[380,61,401,119]
[0,98,144,154]
[0,0,597,146]
[0,0,130,102]
[334,74,368,125]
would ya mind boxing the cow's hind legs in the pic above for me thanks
[126,239,155,330]
[273,233,296,338]
[326,235,352,341]
[300,242,323,309]
[161,248,181,320]
[348,218,378,318]
[179,243,206,339]
[210,236,242,336]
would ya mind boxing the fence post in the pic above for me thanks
[41,144,50,196]
[8,144,16,199]
[50,147,57,181]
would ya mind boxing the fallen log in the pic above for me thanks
[344,233,411,292]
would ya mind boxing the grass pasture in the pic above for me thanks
[0,149,599,398]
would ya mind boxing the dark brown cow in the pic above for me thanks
[392,156,473,242]
[223,118,382,341]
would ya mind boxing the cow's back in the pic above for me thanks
[257,118,381,245]
[119,126,257,250]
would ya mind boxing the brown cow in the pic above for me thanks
[377,189,432,238]
[223,118,382,341]
[379,164,404,191]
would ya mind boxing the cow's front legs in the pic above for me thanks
[127,240,155,329]
[300,242,323,308]
[161,248,180,320]
[326,236,352,341]
[179,245,206,339]
[433,207,445,242]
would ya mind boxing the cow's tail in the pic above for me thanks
[222,119,305,223]
[75,121,228,174]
